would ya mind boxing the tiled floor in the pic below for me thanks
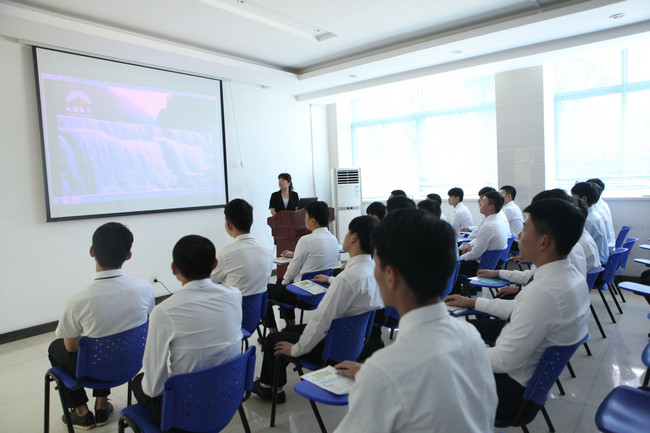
[1,288,648,433]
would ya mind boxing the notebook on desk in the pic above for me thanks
[291,280,327,295]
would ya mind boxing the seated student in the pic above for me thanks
[458,191,509,280]
[334,209,497,432]
[252,216,383,403]
[447,187,473,232]
[426,193,448,221]
[587,178,615,250]
[366,201,386,221]
[389,189,406,198]
[48,222,155,429]
[466,186,496,236]
[133,235,242,426]
[417,198,441,219]
[500,185,524,237]
[445,198,590,421]
[265,201,339,332]
[210,198,273,296]
[386,194,416,212]
[571,182,609,264]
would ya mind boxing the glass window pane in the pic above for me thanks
[554,51,621,92]
[627,42,650,84]
[623,90,650,188]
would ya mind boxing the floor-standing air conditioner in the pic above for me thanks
[332,168,362,244]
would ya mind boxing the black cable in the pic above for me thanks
[153,278,173,295]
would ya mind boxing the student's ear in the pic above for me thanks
[124,251,132,261]
[212,258,218,271]
[350,233,359,244]
[171,262,178,276]
[225,220,234,232]
[539,234,552,252]
[89,246,95,258]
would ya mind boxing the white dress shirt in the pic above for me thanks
[210,233,273,296]
[502,201,524,236]
[469,211,509,239]
[55,269,155,339]
[335,302,497,433]
[584,207,609,264]
[451,202,473,232]
[141,279,243,397]
[578,230,602,274]
[282,227,339,284]
[461,213,509,262]
[291,254,383,357]
[593,200,615,249]
[476,259,590,387]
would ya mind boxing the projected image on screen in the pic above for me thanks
[34,47,228,220]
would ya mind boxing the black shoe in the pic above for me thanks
[94,402,114,426]
[61,409,96,430]
[252,379,286,403]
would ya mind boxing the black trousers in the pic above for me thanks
[132,373,163,427]
[494,373,526,422]
[259,324,325,387]
[265,283,319,328]
[48,339,110,409]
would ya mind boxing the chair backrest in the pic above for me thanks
[615,226,632,249]
[441,259,462,299]
[160,346,256,432]
[241,291,268,333]
[595,385,650,433]
[523,333,590,407]
[618,238,638,270]
[76,320,148,382]
[500,235,516,262]
[601,248,627,285]
[301,269,333,281]
[478,249,505,270]
[642,342,650,369]
[586,267,604,293]
[320,310,375,364]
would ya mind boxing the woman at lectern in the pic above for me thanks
[269,173,299,215]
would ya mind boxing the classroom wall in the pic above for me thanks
[0,38,328,334]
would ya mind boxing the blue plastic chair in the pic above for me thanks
[270,310,375,431]
[595,385,650,433]
[499,235,517,263]
[241,291,267,349]
[587,267,607,339]
[615,225,632,249]
[44,320,149,433]
[594,248,627,323]
[495,333,590,433]
[118,346,256,433]
[459,248,509,297]
[643,342,650,387]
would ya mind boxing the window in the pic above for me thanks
[548,42,650,196]
[343,74,497,200]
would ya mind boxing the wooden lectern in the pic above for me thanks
[267,208,335,281]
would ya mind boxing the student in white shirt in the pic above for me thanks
[446,198,589,422]
[587,178,615,250]
[265,201,339,332]
[252,216,383,403]
[448,186,473,232]
[48,222,155,430]
[571,182,609,264]
[133,235,242,427]
[425,193,448,222]
[500,185,524,237]
[210,198,273,296]
[334,209,497,433]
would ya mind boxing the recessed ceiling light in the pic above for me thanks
[451,50,463,55]
[609,13,625,20]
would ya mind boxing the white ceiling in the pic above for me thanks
[1,0,649,102]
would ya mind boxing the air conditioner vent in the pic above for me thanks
[336,170,359,184]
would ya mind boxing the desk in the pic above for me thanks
[618,281,650,296]
[286,281,329,306]
[640,244,650,250]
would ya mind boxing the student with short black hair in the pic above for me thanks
[334,209,497,432]
[366,201,386,220]
[586,178,615,250]
[448,187,473,232]
[49,222,155,429]
[571,182,609,263]
[210,198,273,296]
[133,235,242,427]
[500,185,524,236]
[389,189,407,198]
[426,193,448,221]
[417,199,441,219]
[386,195,416,213]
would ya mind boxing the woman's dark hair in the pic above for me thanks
[278,173,293,191]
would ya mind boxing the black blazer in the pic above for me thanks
[269,190,299,212]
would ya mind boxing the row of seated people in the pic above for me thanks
[49,189,593,432]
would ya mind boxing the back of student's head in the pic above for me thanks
[224,198,253,232]
[587,181,603,202]
[447,187,464,201]
[390,189,406,197]
[571,182,598,206]
[306,201,330,227]
[92,222,133,268]
[484,191,504,213]
[426,193,442,204]
[373,209,457,303]
[366,201,386,220]
[386,195,416,213]
[531,189,587,222]
[586,178,605,191]
[478,186,496,196]
[417,199,441,219]
[523,199,584,256]
[172,235,216,280]
[500,185,516,200]
[348,215,379,254]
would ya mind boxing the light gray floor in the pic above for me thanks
[2,287,648,433]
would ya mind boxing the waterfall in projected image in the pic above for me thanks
[55,115,218,199]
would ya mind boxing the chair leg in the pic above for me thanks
[556,379,565,396]
[270,360,280,427]
[643,368,650,387]
[300,309,305,325]
[44,373,51,433]
[590,304,607,338]
[615,283,626,302]
[307,399,328,433]
[567,361,576,378]
[238,404,252,433]
[607,283,623,314]
[47,372,75,433]
[583,342,592,357]
[118,414,141,433]
[597,287,616,323]
[489,287,496,298]
[127,380,133,406]
[541,406,555,432]
[521,425,530,433]
[389,328,395,340]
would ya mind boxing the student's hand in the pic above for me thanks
[274,341,294,357]
[460,227,470,232]
[280,250,294,258]
[508,254,529,264]
[335,361,361,380]
[496,285,520,298]
[461,243,472,253]
[312,274,330,283]
[443,294,476,309]
[477,269,499,279]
